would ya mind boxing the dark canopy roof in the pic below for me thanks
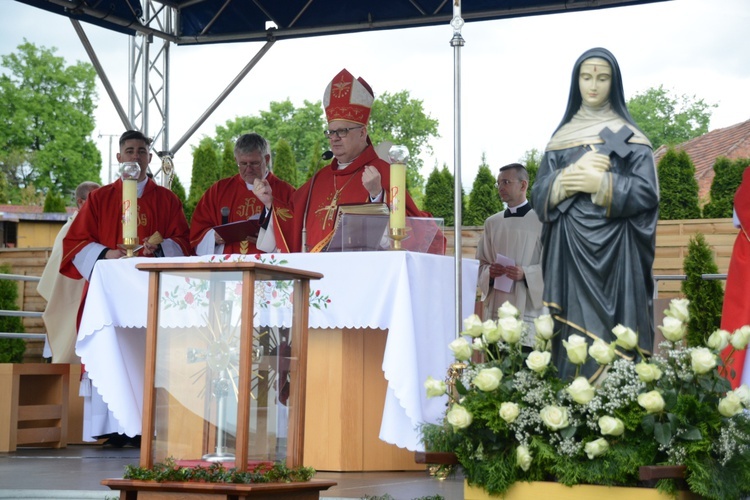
[16,0,668,45]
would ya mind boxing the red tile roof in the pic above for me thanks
[653,119,750,200]
[0,204,76,215]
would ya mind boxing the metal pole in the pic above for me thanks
[450,3,465,337]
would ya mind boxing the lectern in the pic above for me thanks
[134,261,322,471]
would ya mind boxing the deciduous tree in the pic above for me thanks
[0,41,101,198]
[627,85,715,149]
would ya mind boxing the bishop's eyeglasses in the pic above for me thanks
[324,126,363,139]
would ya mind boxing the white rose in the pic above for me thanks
[734,384,750,407]
[665,298,690,323]
[534,314,555,340]
[638,390,665,414]
[562,334,588,365]
[540,405,569,430]
[566,376,595,404]
[690,347,717,375]
[471,337,486,351]
[424,376,447,398]
[589,339,616,365]
[482,320,502,343]
[718,392,744,417]
[446,404,472,430]
[525,351,552,373]
[473,367,503,392]
[499,402,520,424]
[730,325,750,350]
[449,337,472,361]
[584,438,610,459]
[497,301,520,319]
[462,314,484,337]
[516,445,532,471]
[707,329,731,351]
[635,362,663,383]
[598,416,625,437]
[659,316,686,342]
[498,316,524,344]
[612,324,638,350]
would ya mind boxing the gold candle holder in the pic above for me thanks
[389,227,408,251]
[119,237,142,258]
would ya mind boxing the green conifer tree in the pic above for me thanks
[220,140,236,181]
[703,157,749,218]
[272,138,297,187]
[465,156,502,226]
[42,190,66,213]
[657,148,701,220]
[0,264,25,363]
[424,164,464,227]
[681,233,724,347]
[187,140,220,219]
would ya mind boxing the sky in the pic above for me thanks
[2,0,750,192]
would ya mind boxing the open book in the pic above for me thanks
[213,214,261,243]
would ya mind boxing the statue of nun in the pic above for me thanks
[531,47,659,381]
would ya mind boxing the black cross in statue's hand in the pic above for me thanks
[596,126,634,159]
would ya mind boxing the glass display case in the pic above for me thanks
[135,261,322,471]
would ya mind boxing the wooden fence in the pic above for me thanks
[1,218,739,361]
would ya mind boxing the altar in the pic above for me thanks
[76,252,478,471]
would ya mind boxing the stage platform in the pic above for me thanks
[0,445,463,500]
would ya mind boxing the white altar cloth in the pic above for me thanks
[76,252,479,451]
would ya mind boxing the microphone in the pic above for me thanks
[221,206,229,226]
[321,150,334,161]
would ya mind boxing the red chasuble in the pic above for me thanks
[60,178,191,280]
[721,165,750,388]
[271,144,442,254]
[190,173,295,255]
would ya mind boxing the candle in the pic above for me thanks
[390,163,406,231]
[120,162,140,241]
[388,145,410,232]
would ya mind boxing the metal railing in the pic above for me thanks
[0,273,46,341]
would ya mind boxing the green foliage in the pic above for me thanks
[703,157,749,218]
[681,233,723,347]
[0,264,25,363]
[186,140,221,220]
[272,138,297,186]
[519,148,541,203]
[465,157,502,226]
[657,148,701,220]
[124,457,315,484]
[219,140,235,181]
[423,165,464,227]
[0,41,102,199]
[170,174,187,206]
[627,85,715,149]
[213,99,326,187]
[42,190,67,213]
[368,90,440,203]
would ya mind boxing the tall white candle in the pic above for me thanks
[122,178,137,239]
[120,161,140,241]
[388,145,410,232]
[390,163,406,230]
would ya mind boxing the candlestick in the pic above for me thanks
[120,162,141,257]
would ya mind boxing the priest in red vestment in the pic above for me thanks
[59,129,190,445]
[61,130,191,282]
[721,164,750,388]
[190,133,295,255]
[256,68,443,254]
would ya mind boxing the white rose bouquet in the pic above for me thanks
[420,299,750,500]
